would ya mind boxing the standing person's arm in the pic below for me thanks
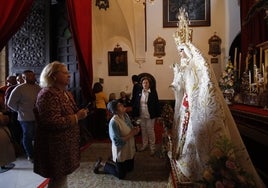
[148,90,161,119]
[154,90,161,117]
[36,90,88,130]
[7,86,20,112]
[109,120,125,148]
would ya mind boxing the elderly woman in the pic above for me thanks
[0,112,16,172]
[93,99,140,179]
[33,61,89,188]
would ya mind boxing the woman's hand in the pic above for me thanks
[76,108,89,120]
[132,126,140,136]
[122,126,140,141]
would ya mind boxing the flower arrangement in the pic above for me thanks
[160,103,174,129]
[199,136,256,188]
[219,59,235,91]
[153,103,174,159]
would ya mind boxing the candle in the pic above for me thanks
[249,70,251,93]
[234,48,237,70]
[238,53,241,78]
[264,64,266,88]
[263,63,265,76]
[249,70,251,84]
[245,56,249,71]
[260,47,263,64]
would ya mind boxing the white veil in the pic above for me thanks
[170,8,265,188]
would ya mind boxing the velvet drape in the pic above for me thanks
[0,0,34,51]
[66,0,93,102]
[240,0,268,63]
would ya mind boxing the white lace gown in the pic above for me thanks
[170,42,265,188]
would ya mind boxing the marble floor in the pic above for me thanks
[0,157,46,188]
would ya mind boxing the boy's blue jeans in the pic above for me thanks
[19,121,35,158]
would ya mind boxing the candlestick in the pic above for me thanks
[234,48,237,70]
[253,54,256,65]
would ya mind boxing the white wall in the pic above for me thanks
[92,0,240,100]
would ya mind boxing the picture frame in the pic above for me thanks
[108,51,128,76]
[211,57,218,64]
[163,0,211,27]
[153,37,166,58]
[156,59,163,65]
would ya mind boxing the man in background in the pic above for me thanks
[4,74,25,146]
[7,70,41,162]
[0,76,17,111]
[130,75,142,118]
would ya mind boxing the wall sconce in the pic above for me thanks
[96,0,109,10]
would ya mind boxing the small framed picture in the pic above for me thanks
[156,59,163,65]
[211,57,218,64]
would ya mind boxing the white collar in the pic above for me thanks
[143,88,151,93]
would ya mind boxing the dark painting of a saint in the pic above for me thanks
[108,51,128,76]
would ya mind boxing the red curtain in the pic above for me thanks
[240,0,268,62]
[0,0,34,51]
[66,0,93,102]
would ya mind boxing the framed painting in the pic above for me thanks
[108,51,128,76]
[163,0,210,27]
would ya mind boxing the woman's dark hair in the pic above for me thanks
[138,72,156,90]
[132,75,139,82]
[140,76,151,85]
[92,82,103,93]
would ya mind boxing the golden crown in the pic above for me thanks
[173,8,193,46]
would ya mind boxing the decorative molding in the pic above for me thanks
[95,0,109,10]
[135,58,146,67]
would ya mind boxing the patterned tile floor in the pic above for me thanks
[0,122,165,188]
[0,156,45,188]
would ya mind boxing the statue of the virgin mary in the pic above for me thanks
[169,8,265,188]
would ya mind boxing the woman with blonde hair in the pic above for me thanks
[34,61,89,188]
